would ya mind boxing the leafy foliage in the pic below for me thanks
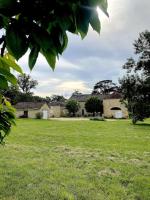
[120,30,150,124]
[120,75,150,124]
[92,80,119,95]
[0,53,23,88]
[90,116,105,121]
[0,0,108,143]
[85,96,103,116]
[0,84,20,105]
[0,0,108,70]
[50,95,66,103]
[0,53,22,143]
[35,112,43,119]
[72,90,83,96]
[134,30,150,75]
[0,95,15,144]
[66,100,80,116]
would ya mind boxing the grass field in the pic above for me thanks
[0,119,150,200]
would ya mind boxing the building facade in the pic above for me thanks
[69,93,128,119]
[15,93,128,119]
[103,99,128,118]
[15,102,50,119]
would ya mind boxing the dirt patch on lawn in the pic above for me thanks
[98,168,120,177]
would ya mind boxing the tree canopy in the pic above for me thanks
[119,30,150,124]
[85,96,103,116]
[18,73,38,94]
[50,95,66,103]
[92,80,119,95]
[66,99,80,116]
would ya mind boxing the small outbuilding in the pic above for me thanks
[15,102,50,119]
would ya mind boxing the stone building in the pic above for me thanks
[69,94,103,116]
[15,102,50,119]
[69,93,128,119]
[15,93,128,119]
[15,102,67,119]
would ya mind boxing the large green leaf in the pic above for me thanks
[6,24,28,60]
[0,54,22,89]
[90,10,101,33]
[0,56,10,71]
[29,46,40,70]
[4,53,23,74]
[41,49,56,70]
[62,32,68,52]
[0,75,8,89]
[50,27,68,55]
[0,67,17,85]
[98,0,109,17]
[76,7,90,39]
[32,27,53,52]
[0,96,16,144]
[0,14,9,28]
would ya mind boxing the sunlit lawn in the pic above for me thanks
[0,119,150,200]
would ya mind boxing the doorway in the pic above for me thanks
[24,110,28,118]
[42,110,48,119]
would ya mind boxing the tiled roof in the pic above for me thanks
[69,94,103,102]
[14,102,46,110]
[104,92,122,99]
[48,102,66,107]
[70,92,122,102]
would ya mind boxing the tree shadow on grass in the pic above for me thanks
[135,123,150,127]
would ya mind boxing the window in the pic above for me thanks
[110,107,121,111]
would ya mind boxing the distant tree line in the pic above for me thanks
[1,73,66,105]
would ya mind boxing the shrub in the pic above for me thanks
[85,97,103,116]
[66,100,80,116]
[90,117,105,121]
[36,112,43,119]
[19,115,27,118]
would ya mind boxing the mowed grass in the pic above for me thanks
[0,119,150,200]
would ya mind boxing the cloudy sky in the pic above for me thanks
[18,0,150,98]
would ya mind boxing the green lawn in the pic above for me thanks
[0,119,150,200]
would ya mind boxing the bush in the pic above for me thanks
[85,97,103,116]
[36,112,43,119]
[66,100,80,116]
[90,117,105,121]
[19,115,27,118]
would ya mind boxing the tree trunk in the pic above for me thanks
[132,116,137,125]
